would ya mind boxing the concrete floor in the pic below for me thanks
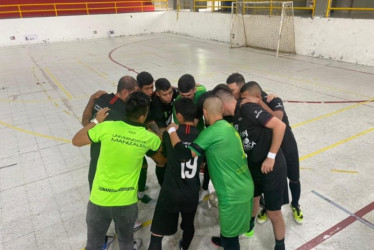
[0,33,373,250]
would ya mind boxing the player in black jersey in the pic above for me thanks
[81,75,138,191]
[81,76,143,242]
[148,98,203,250]
[213,84,288,250]
[150,78,179,185]
[137,71,156,203]
[241,81,303,225]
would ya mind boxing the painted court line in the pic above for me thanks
[291,98,374,129]
[0,120,70,143]
[297,194,374,250]
[44,67,73,100]
[299,127,374,162]
[312,191,374,229]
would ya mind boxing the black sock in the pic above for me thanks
[138,166,148,192]
[249,216,255,231]
[155,165,166,186]
[289,180,301,207]
[274,238,285,250]
[148,235,163,250]
[202,164,210,190]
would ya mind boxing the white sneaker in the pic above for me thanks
[133,221,142,231]
[133,238,142,250]
[199,189,209,202]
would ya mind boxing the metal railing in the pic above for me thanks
[0,1,168,19]
[325,0,374,17]
[194,0,315,18]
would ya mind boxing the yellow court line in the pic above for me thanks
[300,167,314,170]
[44,67,73,100]
[0,120,71,143]
[331,169,358,174]
[76,58,117,86]
[142,220,152,227]
[291,98,374,129]
[299,127,374,162]
[76,58,109,79]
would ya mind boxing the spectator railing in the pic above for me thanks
[0,0,168,19]
[325,0,374,17]
[194,0,315,18]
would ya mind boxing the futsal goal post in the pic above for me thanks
[230,1,296,57]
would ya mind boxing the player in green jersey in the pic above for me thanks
[173,74,206,131]
[167,96,254,250]
[73,92,163,250]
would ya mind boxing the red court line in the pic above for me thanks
[297,201,374,250]
[284,100,374,104]
[108,45,139,74]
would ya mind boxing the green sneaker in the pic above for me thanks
[243,229,254,237]
[139,194,152,204]
[256,208,268,224]
[290,204,304,224]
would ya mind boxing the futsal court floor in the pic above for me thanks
[0,33,373,250]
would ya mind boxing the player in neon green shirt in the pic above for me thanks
[73,92,163,250]
[168,96,254,250]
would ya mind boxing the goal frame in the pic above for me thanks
[230,1,295,57]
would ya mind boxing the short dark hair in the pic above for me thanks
[125,91,150,121]
[155,78,171,91]
[117,75,138,93]
[178,74,196,93]
[212,84,233,95]
[240,81,263,94]
[212,84,235,102]
[137,71,154,88]
[175,98,196,122]
[226,73,245,85]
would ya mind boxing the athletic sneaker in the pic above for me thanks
[133,221,142,231]
[138,194,152,204]
[199,189,209,202]
[133,238,142,250]
[243,228,254,237]
[211,236,222,247]
[256,208,268,224]
[291,204,304,224]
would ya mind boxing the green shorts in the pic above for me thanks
[219,199,253,237]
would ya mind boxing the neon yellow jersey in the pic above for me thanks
[88,120,161,206]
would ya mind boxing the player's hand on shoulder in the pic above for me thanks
[96,107,110,123]
[167,123,179,131]
[266,93,277,103]
[90,90,106,101]
[261,158,274,174]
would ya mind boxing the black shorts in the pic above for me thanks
[281,128,300,182]
[250,152,289,211]
[151,202,197,236]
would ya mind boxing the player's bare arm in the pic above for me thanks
[73,107,110,146]
[81,90,106,126]
[261,116,286,174]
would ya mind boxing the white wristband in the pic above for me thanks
[168,127,176,134]
[90,118,99,125]
[267,152,276,159]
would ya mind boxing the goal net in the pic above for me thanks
[230,1,295,56]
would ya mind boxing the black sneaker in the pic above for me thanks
[211,236,222,247]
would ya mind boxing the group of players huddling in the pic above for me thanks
[72,72,303,250]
